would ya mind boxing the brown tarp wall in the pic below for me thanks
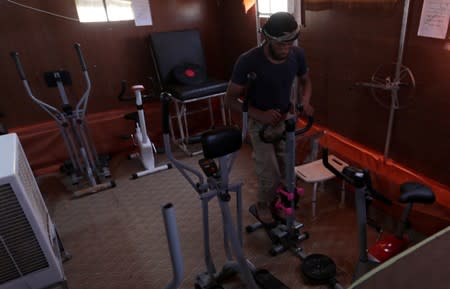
[1,1,449,234]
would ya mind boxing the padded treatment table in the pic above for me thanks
[149,29,228,156]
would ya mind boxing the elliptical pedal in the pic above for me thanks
[253,269,289,289]
[293,220,304,230]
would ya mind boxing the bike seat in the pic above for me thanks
[399,182,435,204]
[201,127,241,159]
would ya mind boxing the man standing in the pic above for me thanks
[225,12,313,221]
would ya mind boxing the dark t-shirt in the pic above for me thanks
[231,45,308,113]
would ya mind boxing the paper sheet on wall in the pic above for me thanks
[132,0,153,26]
[417,0,450,39]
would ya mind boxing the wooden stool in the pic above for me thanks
[295,155,348,218]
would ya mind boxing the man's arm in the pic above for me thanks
[224,81,245,114]
[225,81,284,126]
[298,71,313,116]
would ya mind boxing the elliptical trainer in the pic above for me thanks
[321,147,435,281]
[11,44,115,198]
[160,74,290,289]
[117,81,171,179]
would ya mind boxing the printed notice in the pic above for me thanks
[132,0,153,26]
[418,0,450,39]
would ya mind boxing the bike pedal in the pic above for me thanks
[253,269,289,289]
[271,226,288,238]
[249,204,258,216]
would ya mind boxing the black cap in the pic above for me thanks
[262,12,299,42]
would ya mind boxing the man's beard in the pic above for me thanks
[268,43,288,61]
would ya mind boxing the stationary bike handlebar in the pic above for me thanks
[322,148,392,205]
[322,148,355,185]
[117,80,155,102]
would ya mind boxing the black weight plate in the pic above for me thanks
[301,253,336,283]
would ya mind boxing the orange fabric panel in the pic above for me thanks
[243,0,255,13]
[10,108,136,176]
[297,119,450,209]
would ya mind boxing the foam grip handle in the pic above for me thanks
[161,92,171,134]
[295,115,314,135]
[242,72,257,113]
[10,52,26,80]
[74,43,88,72]
[285,118,296,133]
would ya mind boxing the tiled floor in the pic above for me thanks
[38,144,411,289]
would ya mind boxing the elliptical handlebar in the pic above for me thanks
[74,43,91,116]
[161,203,184,289]
[241,72,257,140]
[10,52,27,81]
[294,110,314,136]
[242,72,257,113]
[74,43,88,72]
[10,51,62,119]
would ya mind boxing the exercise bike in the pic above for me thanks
[245,105,343,288]
[118,80,171,179]
[160,75,290,289]
[321,148,436,280]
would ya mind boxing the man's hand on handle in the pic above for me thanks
[254,109,287,127]
[301,102,314,116]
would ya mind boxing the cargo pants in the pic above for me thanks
[248,118,287,203]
